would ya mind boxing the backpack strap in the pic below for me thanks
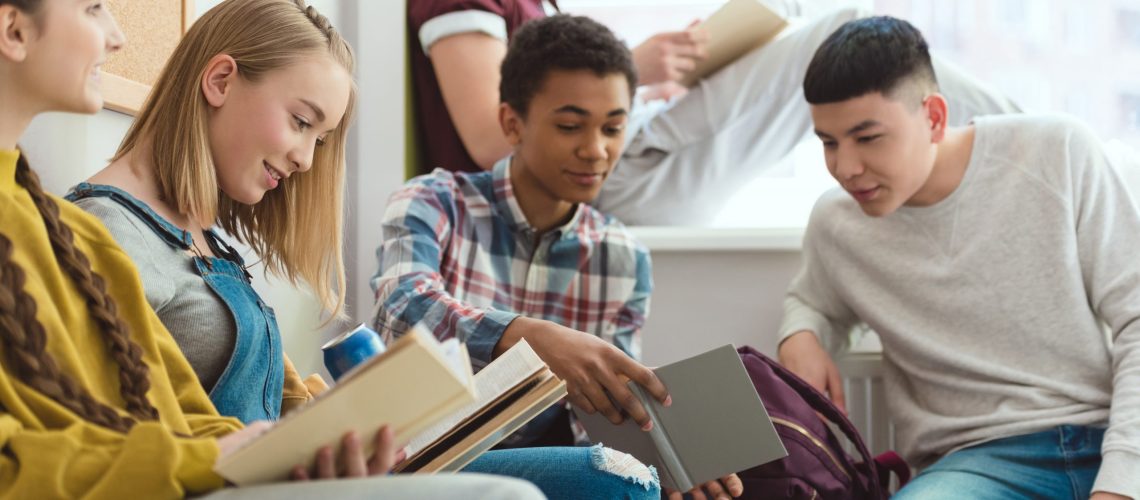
[737,345,889,498]
[873,450,911,489]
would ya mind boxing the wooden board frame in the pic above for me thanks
[101,0,195,115]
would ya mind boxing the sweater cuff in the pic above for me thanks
[132,421,226,494]
[464,309,519,363]
[779,297,834,349]
[778,318,831,349]
[1093,449,1140,499]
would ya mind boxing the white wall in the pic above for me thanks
[632,229,804,365]
[342,0,409,331]
[21,110,133,191]
[642,249,802,364]
[634,228,883,366]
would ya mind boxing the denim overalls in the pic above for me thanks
[67,183,284,423]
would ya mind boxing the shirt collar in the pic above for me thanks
[492,156,584,241]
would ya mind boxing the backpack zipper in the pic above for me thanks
[771,417,851,480]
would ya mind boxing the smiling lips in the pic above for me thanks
[263,161,286,189]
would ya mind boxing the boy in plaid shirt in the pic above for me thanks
[372,14,743,499]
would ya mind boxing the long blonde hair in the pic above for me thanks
[113,0,355,318]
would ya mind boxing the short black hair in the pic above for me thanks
[500,14,637,117]
[803,16,938,106]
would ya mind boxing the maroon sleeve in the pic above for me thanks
[408,0,508,39]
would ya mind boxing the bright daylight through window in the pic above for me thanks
[561,0,1140,227]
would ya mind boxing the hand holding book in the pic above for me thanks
[632,0,788,92]
[631,20,710,87]
[495,316,671,430]
[575,345,787,493]
[288,426,406,480]
[216,422,405,481]
[215,324,567,484]
[214,327,478,485]
[665,473,744,500]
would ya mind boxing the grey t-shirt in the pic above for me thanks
[780,114,1140,496]
[74,196,236,391]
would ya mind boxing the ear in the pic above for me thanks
[499,102,524,146]
[201,54,238,108]
[923,93,950,143]
[0,5,32,63]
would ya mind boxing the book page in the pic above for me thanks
[405,340,544,454]
[439,338,467,380]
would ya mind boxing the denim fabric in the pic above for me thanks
[67,183,283,423]
[464,445,660,500]
[893,425,1104,500]
[194,256,284,422]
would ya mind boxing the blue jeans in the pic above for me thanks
[894,425,1105,499]
[464,445,660,500]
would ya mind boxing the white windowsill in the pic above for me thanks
[628,226,805,252]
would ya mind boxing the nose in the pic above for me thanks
[288,140,316,174]
[831,148,864,181]
[576,131,608,162]
[104,11,126,53]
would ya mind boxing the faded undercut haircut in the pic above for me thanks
[803,16,938,107]
[500,14,637,118]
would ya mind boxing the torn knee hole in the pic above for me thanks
[589,444,660,489]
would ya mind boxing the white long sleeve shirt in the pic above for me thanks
[780,114,1140,497]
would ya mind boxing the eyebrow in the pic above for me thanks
[814,119,883,140]
[299,99,326,123]
[554,105,628,118]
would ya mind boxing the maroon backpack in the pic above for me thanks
[736,346,910,499]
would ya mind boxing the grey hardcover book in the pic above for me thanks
[574,344,787,491]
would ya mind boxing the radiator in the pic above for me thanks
[837,352,895,456]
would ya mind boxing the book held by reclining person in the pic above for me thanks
[681,0,789,87]
[574,344,788,491]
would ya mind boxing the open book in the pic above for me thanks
[680,0,788,87]
[395,339,567,473]
[214,328,474,485]
[574,344,787,492]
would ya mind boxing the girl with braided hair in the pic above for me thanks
[67,1,663,498]
[0,0,545,498]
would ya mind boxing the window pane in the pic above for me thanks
[559,0,1140,227]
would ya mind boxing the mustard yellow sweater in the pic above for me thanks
[0,150,243,498]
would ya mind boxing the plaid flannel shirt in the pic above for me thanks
[370,157,652,366]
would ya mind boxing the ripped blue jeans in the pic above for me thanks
[463,445,660,500]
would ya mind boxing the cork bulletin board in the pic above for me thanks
[101,0,195,115]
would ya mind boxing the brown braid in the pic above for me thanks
[0,235,140,432]
[0,152,159,431]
